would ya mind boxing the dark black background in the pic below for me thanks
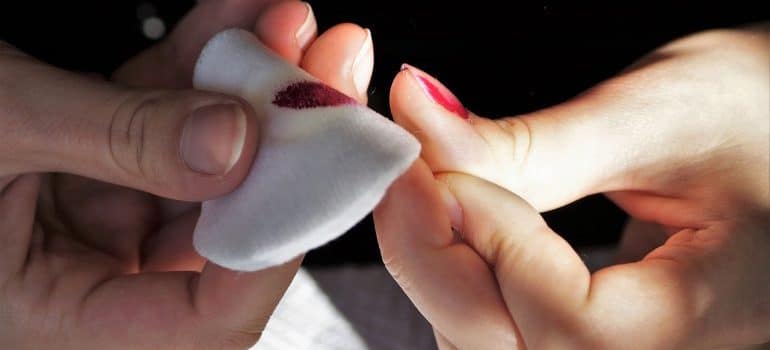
[1,1,767,266]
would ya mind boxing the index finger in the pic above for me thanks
[374,161,521,350]
[192,258,303,343]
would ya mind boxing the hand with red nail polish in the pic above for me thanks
[0,1,376,349]
[376,24,770,349]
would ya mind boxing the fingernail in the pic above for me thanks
[295,2,317,52]
[181,103,247,175]
[351,28,374,99]
[435,176,464,232]
[401,63,469,120]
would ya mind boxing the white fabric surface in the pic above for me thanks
[191,29,420,271]
[254,267,436,350]
[252,269,370,350]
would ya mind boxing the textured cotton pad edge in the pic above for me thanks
[191,29,421,271]
[195,106,419,271]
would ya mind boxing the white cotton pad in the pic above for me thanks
[191,29,420,271]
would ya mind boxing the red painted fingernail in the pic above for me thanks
[401,64,468,120]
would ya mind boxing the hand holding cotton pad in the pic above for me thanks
[192,29,420,271]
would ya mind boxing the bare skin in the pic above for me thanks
[376,24,770,349]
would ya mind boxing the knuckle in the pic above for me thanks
[107,90,164,184]
[493,116,534,170]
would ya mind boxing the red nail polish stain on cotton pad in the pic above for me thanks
[273,81,356,109]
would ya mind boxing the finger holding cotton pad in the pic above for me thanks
[192,29,420,271]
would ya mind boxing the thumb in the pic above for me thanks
[392,64,685,211]
[439,172,591,347]
[0,47,257,201]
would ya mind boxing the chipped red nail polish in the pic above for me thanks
[273,81,356,109]
[402,65,468,120]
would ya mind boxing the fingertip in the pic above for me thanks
[376,160,430,217]
[140,209,206,273]
[106,90,260,202]
[255,0,317,64]
[442,173,591,318]
[438,173,545,263]
[301,23,372,102]
[351,28,374,102]
[294,2,317,52]
[392,64,469,121]
[441,173,540,227]
[389,65,493,176]
[172,93,260,201]
[375,160,454,248]
[376,168,523,350]
[388,67,420,123]
[195,257,302,326]
[180,103,247,176]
